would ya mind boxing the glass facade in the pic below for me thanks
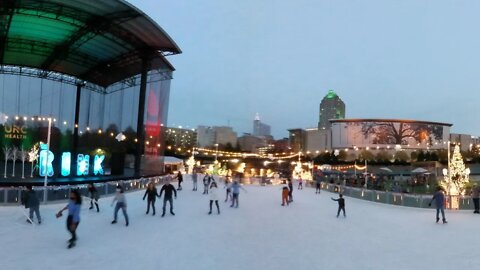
[0,71,171,180]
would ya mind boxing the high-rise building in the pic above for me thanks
[196,125,238,148]
[164,127,198,150]
[253,113,271,137]
[318,90,345,130]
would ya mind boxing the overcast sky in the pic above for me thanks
[131,0,480,139]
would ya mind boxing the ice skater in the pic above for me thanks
[143,182,159,216]
[315,178,321,194]
[56,190,81,248]
[203,173,213,194]
[428,186,447,223]
[281,185,289,206]
[159,179,177,217]
[298,176,303,190]
[331,194,346,218]
[287,179,293,202]
[230,181,247,208]
[174,171,183,190]
[208,181,220,215]
[88,183,100,212]
[192,168,198,191]
[471,184,479,214]
[111,186,129,226]
[224,176,232,202]
[21,186,41,224]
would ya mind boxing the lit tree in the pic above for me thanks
[3,146,11,178]
[28,143,39,178]
[443,145,470,196]
[20,147,28,179]
[11,146,18,177]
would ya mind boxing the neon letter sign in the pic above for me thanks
[93,154,105,175]
[39,143,54,177]
[61,152,71,176]
[77,154,90,176]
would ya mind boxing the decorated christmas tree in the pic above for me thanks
[443,145,470,195]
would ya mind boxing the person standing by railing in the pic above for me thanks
[428,186,447,224]
[471,184,480,214]
[21,185,41,224]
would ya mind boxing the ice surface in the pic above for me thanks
[1,175,480,270]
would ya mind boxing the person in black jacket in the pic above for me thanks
[331,194,346,218]
[174,171,183,190]
[159,180,177,217]
[143,182,159,215]
[88,184,100,212]
[22,186,41,224]
[287,179,294,202]
[203,173,213,194]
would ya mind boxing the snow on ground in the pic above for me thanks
[1,175,480,270]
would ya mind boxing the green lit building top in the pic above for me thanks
[318,90,345,130]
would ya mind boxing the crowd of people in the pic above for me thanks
[19,170,480,249]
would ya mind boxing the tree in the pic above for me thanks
[443,145,470,195]
[361,122,443,145]
[410,151,418,162]
[358,150,374,162]
[375,151,392,163]
[394,151,409,162]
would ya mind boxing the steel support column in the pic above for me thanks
[134,58,149,175]
[72,83,82,176]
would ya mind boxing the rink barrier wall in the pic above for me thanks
[316,182,474,210]
[0,176,171,205]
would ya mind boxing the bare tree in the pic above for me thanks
[20,147,28,179]
[3,146,11,178]
[11,146,18,177]
[361,122,443,145]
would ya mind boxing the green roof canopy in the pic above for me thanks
[0,0,181,87]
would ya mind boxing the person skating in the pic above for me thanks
[331,194,346,218]
[56,190,81,248]
[208,181,220,215]
[471,184,480,214]
[111,186,129,226]
[224,176,232,202]
[192,168,198,191]
[143,182,159,216]
[230,181,247,208]
[88,183,100,212]
[298,176,303,190]
[21,186,41,224]
[287,179,294,202]
[429,186,447,223]
[203,173,213,194]
[281,185,289,206]
[159,179,177,217]
[315,178,321,194]
[174,171,183,190]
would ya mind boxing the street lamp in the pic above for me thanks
[214,143,219,162]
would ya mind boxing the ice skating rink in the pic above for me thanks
[2,177,480,270]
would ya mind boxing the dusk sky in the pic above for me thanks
[132,0,480,139]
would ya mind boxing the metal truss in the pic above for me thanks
[0,65,173,95]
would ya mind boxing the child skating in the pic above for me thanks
[331,194,346,218]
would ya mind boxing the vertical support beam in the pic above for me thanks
[135,59,149,175]
[72,83,82,176]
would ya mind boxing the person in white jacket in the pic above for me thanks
[208,181,220,215]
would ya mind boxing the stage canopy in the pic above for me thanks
[0,0,181,88]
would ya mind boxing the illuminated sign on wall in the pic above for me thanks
[61,152,71,176]
[93,154,105,175]
[39,143,54,177]
[4,124,27,139]
[77,154,90,176]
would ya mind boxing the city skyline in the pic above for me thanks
[119,1,480,138]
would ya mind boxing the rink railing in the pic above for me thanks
[317,182,474,210]
[0,176,169,205]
